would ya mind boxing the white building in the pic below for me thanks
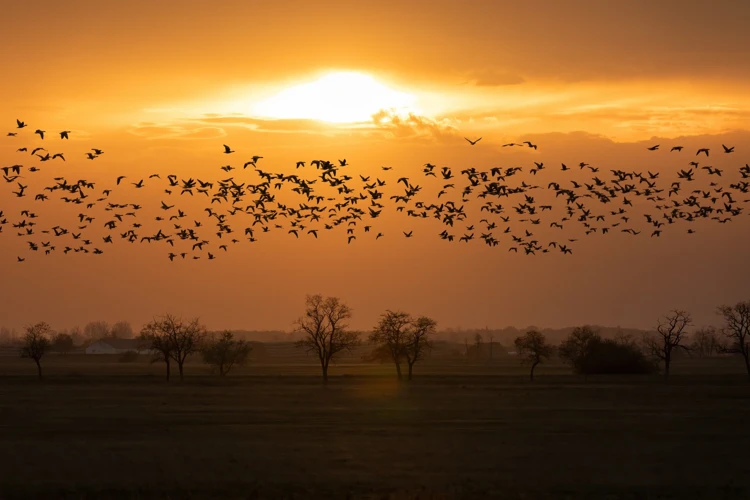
[85,338,151,355]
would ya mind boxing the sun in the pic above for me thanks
[250,72,419,123]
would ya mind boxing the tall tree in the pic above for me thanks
[717,301,750,379]
[514,330,552,381]
[645,309,692,381]
[140,314,206,381]
[294,295,360,384]
[404,316,436,380]
[20,322,53,379]
[369,310,413,380]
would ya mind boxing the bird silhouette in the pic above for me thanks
[465,137,482,146]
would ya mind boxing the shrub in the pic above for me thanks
[560,327,656,375]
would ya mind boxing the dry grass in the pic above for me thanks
[1,355,749,499]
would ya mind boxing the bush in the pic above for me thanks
[582,339,657,374]
[560,327,656,375]
[118,351,140,363]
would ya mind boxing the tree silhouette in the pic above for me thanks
[558,325,600,374]
[717,301,750,379]
[294,295,360,384]
[403,316,436,380]
[51,332,74,355]
[202,331,252,376]
[514,330,552,381]
[20,322,53,379]
[644,310,691,381]
[369,310,413,380]
[140,314,206,381]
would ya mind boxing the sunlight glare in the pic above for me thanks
[250,72,419,123]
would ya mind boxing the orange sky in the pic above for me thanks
[1,1,749,334]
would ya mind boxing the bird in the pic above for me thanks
[722,144,735,153]
[60,131,71,139]
[670,146,683,152]
[647,145,659,151]
[696,148,710,157]
[34,129,46,139]
[16,119,27,129]
[223,144,234,154]
[465,137,482,146]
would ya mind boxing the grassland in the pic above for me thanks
[1,354,749,499]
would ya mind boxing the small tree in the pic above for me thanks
[404,316,436,380]
[52,332,75,355]
[20,322,53,379]
[369,310,413,380]
[558,326,601,374]
[514,330,552,381]
[717,301,750,379]
[202,331,252,376]
[644,310,691,381]
[140,314,206,381]
[487,331,495,360]
[294,294,360,384]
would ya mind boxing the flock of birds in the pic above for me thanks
[2,119,749,263]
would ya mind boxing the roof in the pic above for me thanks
[92,338,147,350]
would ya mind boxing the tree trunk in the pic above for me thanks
[489,342,493,360]
[321,363,329,385]
[178,361,184,381]
[743,351,750,380]
[395,361,402,381]
[664,354,671,382]
[407,362,414,381]
[530,360,539,381]
[35,359,42,380]
[165,359,171,381]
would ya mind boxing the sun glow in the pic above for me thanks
[250,72,419,123]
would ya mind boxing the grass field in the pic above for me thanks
[1,354,749,499]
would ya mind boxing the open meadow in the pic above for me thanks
[1,353,749,499]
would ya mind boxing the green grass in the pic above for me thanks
[1,355,749,499]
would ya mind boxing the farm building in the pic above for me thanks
[85,338,151,355]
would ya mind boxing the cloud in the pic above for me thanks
[369,109,458,142]
[128,123,227,140]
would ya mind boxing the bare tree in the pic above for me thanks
[294,295,360,384]
[644,310,691,381]
[20,322,53,379]
[369,310,413,380]
[558,326,601,373]
[514,330,552,381]
[52,332,75,355]
[110,321,134,339]
[487,330,495,360]
[140,314,206,381]
[690,326,724,358]
[717,301,750,379]
[202,331,252,376]
[83,321,110,342]
[404,316,436,380]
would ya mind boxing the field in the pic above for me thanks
[1,354,749,499]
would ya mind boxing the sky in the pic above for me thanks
[1,0,749,334]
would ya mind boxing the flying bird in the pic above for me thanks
[465,137,482,146]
